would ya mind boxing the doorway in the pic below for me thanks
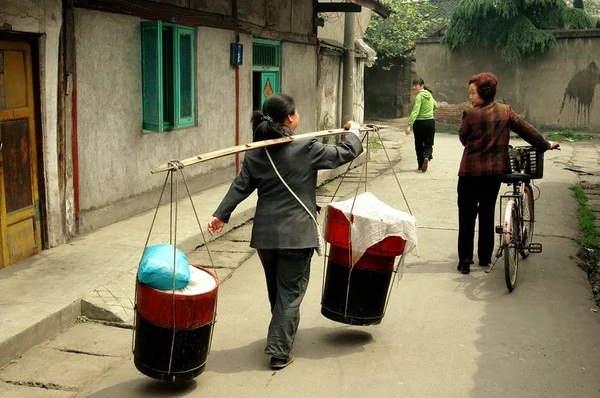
[0,40,42,268]
[252,39,280,110]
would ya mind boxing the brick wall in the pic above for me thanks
[435,101,470,129]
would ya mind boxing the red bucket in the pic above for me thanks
[134,264,218,381]
[324,205,406,256]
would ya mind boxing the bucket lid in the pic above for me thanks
[166,265,217,296]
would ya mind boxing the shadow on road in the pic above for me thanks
[206,326,374,374]
[84,378,197,398]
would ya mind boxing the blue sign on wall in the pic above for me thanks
[230,43,243,66]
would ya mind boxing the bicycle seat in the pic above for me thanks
[502,172,531,184]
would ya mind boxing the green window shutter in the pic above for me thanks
[162,25,174,130]
[175,26,195,128]
[141,20,163,132]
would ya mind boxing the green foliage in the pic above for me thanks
[368,137,383,150]
[574,0,585,8]
[546,129,594,141]
[364,0,442,63]
[597,18,600,27]
[570,185,599,281]
[564,7,595,27]
[442,0,595,64]
[76,315,89,323]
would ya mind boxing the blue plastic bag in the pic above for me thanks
[138,244,191,290]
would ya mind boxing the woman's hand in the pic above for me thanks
[548,141,560,150]
[405,127,411,136]
[207,217,225,236]
[344,120,360,131]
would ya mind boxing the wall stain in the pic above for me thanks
[558,61,600,125]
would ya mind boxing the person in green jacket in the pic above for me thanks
[405,78,437,172]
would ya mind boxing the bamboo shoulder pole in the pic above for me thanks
[151,125,387,174]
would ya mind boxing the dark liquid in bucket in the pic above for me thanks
[134,312,213,381]
[321,258,393,326]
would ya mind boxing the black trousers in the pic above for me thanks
[256,248,313,359]
[457,176,502,265]
[413,119,435,168]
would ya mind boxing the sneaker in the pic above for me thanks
[421,158,429,172]
[270,354,294,370]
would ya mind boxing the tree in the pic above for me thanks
[441,0,594,64]
[363,0,442,66]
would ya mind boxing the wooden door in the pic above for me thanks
[0,40,41,268]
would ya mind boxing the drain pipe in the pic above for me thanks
[233,0,240,174]
[341,13,355,124]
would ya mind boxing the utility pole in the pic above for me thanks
[342,13,355,124]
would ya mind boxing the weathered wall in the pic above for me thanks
[354,57,366,123]
[364,58,414,119]
[74,8,252,231]
[317,5,372,44]
[0,0,65,247]
[317,51,341,129]
[317,50,366,130]
[281,41,318,134]
[75,7,318,232]
[416,31,600,131]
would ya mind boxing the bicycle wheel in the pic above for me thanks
[504,206,520,292]
[519,184,535,259]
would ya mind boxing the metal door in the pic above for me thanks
[260,72,279,108]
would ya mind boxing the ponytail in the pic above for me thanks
[251,93,296,142]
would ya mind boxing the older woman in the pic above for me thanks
[456,73,559,274]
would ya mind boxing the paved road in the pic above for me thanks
[9,130,600,398]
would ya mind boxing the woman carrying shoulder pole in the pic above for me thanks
[207,93,363,370]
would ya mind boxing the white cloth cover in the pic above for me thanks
[327,192,418,271]
[167,265,217,296]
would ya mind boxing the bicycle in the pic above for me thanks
[488,145,555,292]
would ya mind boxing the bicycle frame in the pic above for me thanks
[490,148,530,270]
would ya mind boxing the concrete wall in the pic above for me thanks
[317,52,342,129]
[354,57,366,123]
[74,5,320,232]
[281,41,318,134]
[3,0,321,241]
[317,50,366,131]
[416,31,600,131]
[365,58,414,119]
[74,8,257,232]
[0,0,65,247]
[318,5,372,44]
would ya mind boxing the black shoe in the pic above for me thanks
[270,354,294,370]
[457,261,472,274]
[479,262,490,267]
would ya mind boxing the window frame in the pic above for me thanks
[141,20,196,133]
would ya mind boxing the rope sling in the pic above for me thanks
[133,124,414,376]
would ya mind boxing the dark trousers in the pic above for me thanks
[257,248,313,359]
[457,176,502,265]
[413,119,435,168]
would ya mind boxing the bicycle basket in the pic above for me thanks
[510,147,544,179]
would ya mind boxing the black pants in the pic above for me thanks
[257,248,313,359]
[413,119,435,168]
[457,176,502,265]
